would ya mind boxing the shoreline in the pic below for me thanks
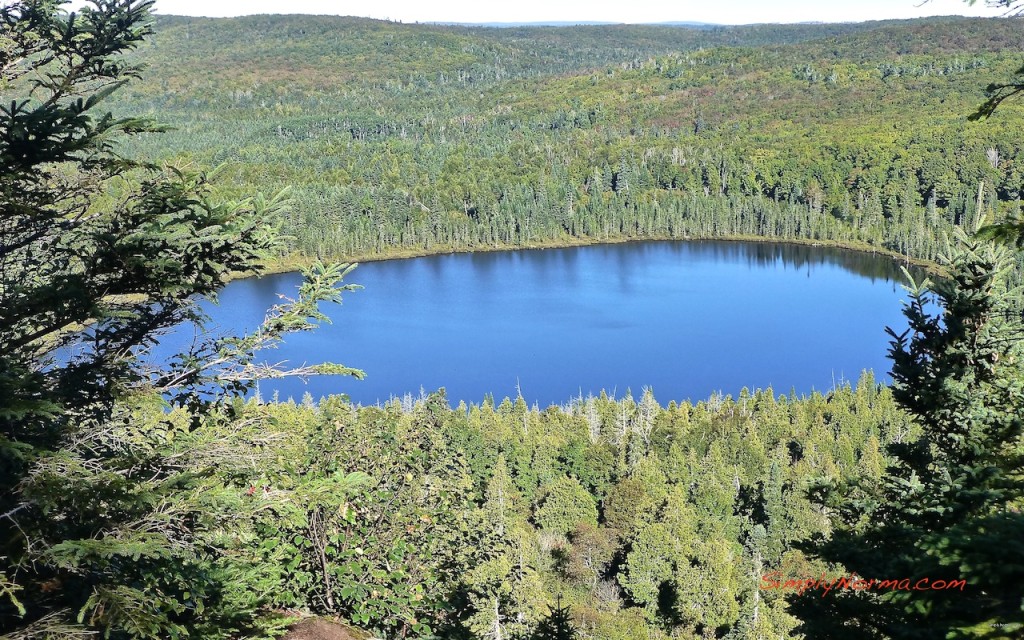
[229,233,943,282]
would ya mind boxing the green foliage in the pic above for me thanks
[531,599,578,640]
[161,376,907,640]
[0,1,360,637]
[957,3,1024,120]
[92,14,1024,279]
[533,476,599,537]
[190,392,478,639]
[483,454,526,537]
[977,212,1024,248]
[791,229,1024,639]
[602,475,660,539]
[7,4,1020,639]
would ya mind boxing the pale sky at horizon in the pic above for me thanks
[62,0,1008,25]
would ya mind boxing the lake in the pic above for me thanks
[153,240,923,407]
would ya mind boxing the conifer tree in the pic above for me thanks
[0,1,360,636]
[531,597,578,640]
[791,229,1024,639]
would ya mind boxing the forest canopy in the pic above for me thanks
[1,2,1022,639]
[102,13,1024,276]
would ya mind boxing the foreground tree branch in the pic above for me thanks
[1,2,363,636]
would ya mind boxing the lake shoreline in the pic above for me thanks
[203,237,917,406]
[232,233,942,282]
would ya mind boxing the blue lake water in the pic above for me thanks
[152,241,923,407]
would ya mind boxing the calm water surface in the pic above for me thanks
[156,241,922,406]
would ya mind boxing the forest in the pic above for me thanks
[1,2,1023,640]
[106,13,1024,272]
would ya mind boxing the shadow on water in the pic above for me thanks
[701,240,923,285]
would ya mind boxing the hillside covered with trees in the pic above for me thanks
[108,14,1024,271]
[2,2,1022,640]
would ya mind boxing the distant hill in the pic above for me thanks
[112,14,1024,267]
[648,21,723,28]
[129,14,911,93]
[426,21,722,29]
[428,21,622,27]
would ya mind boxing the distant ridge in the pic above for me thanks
[426,21,621,27]
[644,21,721,28]
[115,11,1024,299]
[426,20,723,28]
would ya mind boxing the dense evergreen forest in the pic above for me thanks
[2,2,1023,640]
[109,14,1024,272]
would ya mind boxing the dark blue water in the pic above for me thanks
[153,241,922,406]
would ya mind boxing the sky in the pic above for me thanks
[64,0,1007,25]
